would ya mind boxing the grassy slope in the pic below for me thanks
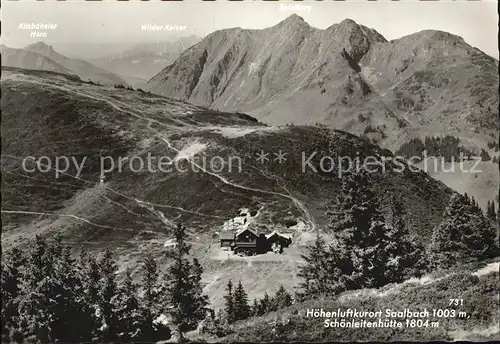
[419,160,499,211]
[2,67,453,247]
[221,261,499,342]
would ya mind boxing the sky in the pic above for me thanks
[2,0,498,59]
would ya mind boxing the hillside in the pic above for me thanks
[221,261,499,342]
[0,66,470,314]
[1,45,74,76]
[1,67,457,247]
[146,16,498,153]
[7,42,129,86]
[359,29,499,149]
[416,160,499,210]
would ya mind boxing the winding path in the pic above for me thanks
[4,73,317,232]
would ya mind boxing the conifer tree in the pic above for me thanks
[189,257,209,326]
[18,234,80,342]
[258,292,272,316]
[98,248,119,342]
[480,148,492,161]
[324,242,355,294]
[76,248,101,340]
[471,196,477,207]
[470,196,482,214]
[429,194,498,269]
[385,195,428,279]
[116,268,141,342]
[18,235,54,342]
[50,245,88,342]
[463,192,470,205]
[297,232,330,296]
[1,247,25,342]
[487,201,497,221]
[299,173,431,298]
[199,308,228,338]
[223,280,235,324]
[333,172,392,288]
[251,298,259,317]
[233,281,251,321]
[333,172,420,288]
[190,258,206,305]
[140,253,169,341]
[163,223,208,341]
[273,285,293,310]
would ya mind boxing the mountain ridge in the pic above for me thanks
[88,36,202,87]
[146,16,498,153]
[1,45,75,76]
[2,42,128,86]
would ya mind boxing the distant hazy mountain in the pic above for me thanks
[12,42,129,86]
[146,15,498,152]
[1,44,74,76]
[55,42,141,60]
[89,36,201,87]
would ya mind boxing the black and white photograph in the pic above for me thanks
[1,0,499,342]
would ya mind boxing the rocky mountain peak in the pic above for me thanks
[25,41,55,56]
[283,14,306,23]
[327,18,383,63]
[338,18,359,28]
[275,14,309,30]
[26,41,53,49]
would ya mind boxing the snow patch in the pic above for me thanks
[174,141,207,161]
[216,126,280,139]
[471,262,499,277]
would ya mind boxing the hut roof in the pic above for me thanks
[236,227,259,237]
[265,230,293,240]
